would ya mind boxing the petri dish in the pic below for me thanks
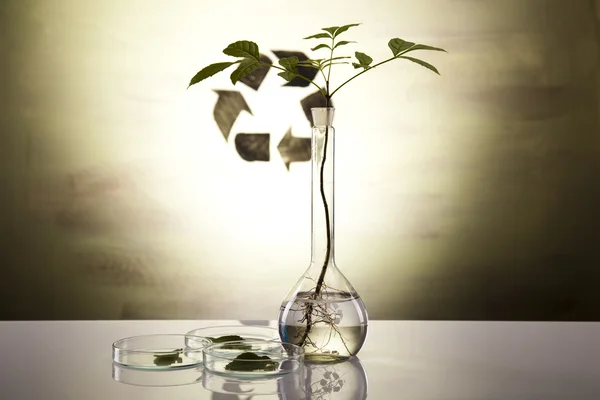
[112,334,209,370]
[203,339,304,378]
[185,325,280,346]
[112,362,204,387]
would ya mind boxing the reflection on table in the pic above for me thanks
[113,357,368,399]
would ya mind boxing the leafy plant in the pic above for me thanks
[188,23,446,352]
[188,23,446,105]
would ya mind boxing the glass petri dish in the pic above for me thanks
[112,334,209,370]
[112,362,204,387]
[203,339,304,378]
[185,325,280,346]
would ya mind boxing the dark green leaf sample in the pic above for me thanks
[206,335,252,350]
[153,348,183,366]
[206,335,245,343]
[224,352,278,372]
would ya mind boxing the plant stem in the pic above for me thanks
[314,120,332,298]
[329,55,398,98]
[298,93,333,349]
[262,62,327,97]
[314,40,334,302]
[319,67,328,84]
[326,37,335,86]
[299,38,335,348]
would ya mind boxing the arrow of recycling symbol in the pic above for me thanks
[211,51,331,169]
[213,90,252,141]
[277,91,332,170]
[212,54,273,141]
[278,128,311,170]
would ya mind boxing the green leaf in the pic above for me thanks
[153,348,183,366]
[230,60,261,84]
[404,44,447,53]
[278,70,298,81]
[206,335,252,350]
[353,51,373,69]
[278,56,300,78]
[321,26,339,35]
[188,61,236,87]
[278,56,299,71]
[332,23,360,37]
[388,38,416,56]
[223,41,260,61]
[225,352,278,372]
[206,335,245,343]
[311,43,331,51]
[398,56,440,74]
[304,32,332,40]
[355,52,372,65]
[333,40,355,49]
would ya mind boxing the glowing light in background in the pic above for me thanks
[3,0,599,320]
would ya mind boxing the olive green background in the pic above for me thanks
[1,0,599,320]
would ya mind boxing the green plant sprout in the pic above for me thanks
[188,23,446,353]
[188,23,446,105]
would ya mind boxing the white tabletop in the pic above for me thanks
[1,320,599,399]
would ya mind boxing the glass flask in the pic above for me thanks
[278,107,369,363]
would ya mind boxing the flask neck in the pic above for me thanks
[310,107,335,266]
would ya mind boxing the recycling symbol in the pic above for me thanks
[211,50,331,170]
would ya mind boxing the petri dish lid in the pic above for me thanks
[203,339,304,378]
[186,325,280,344]
[112,334,209,370]
[112,362,204,387]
